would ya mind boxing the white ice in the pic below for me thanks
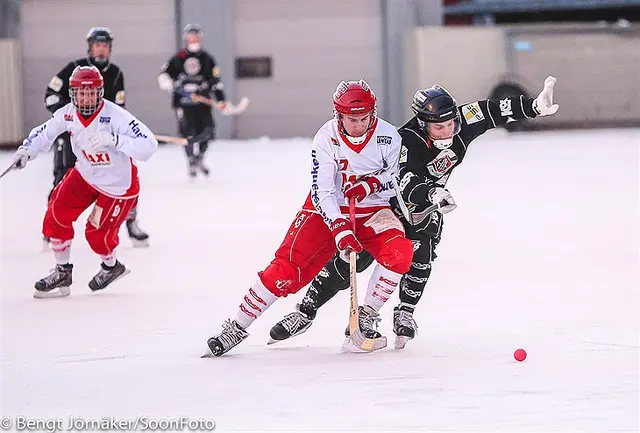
[1,128,638,433]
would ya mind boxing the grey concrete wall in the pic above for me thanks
[403,24,640,126]
[231,0,384,139]
[0,0,20,38]
[20,0,176,135]
[381,0,443,126]
[179,0,236,139]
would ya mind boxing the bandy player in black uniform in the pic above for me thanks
[44,27,150,247]
[157,24,228,178]
[268,76,559,349]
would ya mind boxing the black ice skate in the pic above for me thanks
[195,154,210,176]
[34,264,73,299]
[126,218,150,247]
[268,304,314,344]
[203,319,249,357]
[342,305,387,352]
[88,261,130,291]
[393,304,418,350]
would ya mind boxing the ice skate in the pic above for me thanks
[33,264,73,299]
[188,162,197,178]
[88,261,130,291]
[393,304,418,350]
[126,218,150,247]
[268,304,314,344]
[202,319,249,357]
[342,305,387,352]
[195,154,210,176]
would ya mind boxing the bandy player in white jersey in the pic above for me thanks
[204,80,414,356]
[12,65,157,298]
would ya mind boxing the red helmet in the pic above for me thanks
[333,79,376,116]
[69,66,104,116]
[332,80,377,145]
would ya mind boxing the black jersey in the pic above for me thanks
[397,95,539,219]
[160,49,226,108]
[44,58,125,113]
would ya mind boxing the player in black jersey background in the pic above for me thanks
[157,24,228,178]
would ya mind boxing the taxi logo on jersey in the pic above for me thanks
[82,150,112,167]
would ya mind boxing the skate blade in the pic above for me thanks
[394,335,412,350]
[130,238,149,248]
[33,286,71,299]
[341,332,387,353]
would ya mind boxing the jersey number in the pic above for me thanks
[339,159,356,188]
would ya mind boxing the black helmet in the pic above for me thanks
[411,85,461,146]
[412,85,458,122]
[86,27,114,70]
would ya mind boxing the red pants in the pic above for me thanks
[259,208,414,297]
[43,168,138,256]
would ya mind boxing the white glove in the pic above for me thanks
[428,187,457,214]
[87,131,118,152]
[533,76,559,116]
[12,144,32,169]
[157,73,174,93]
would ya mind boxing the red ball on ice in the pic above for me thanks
[514,348,527,362]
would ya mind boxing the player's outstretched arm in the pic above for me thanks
[459,75,559,141]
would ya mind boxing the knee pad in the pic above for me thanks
[258,257,302,297]
[377,236,413,275]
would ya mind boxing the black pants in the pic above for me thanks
[399,211,443,309]
[176,105,215,160]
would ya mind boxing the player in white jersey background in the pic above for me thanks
[43,27,151,247]
[12,66,158,299]
[203,80,414,357]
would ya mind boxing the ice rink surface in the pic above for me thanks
[1,128,638,432]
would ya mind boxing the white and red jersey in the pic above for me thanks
[303,117,402,225]
[22,100,157,197]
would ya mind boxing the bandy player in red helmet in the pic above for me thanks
[11,65,157,298]
[204,79,414,356]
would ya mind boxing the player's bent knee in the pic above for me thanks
[259,258,301,297]
[85,230,114,256]
[202,126,214,142]
[42,204,73,240]
[378,237,414,275]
